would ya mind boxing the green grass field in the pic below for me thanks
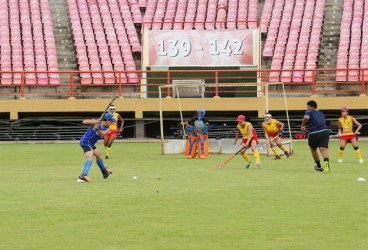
[1,141,367,250]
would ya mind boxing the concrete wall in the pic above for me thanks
[1,96,367,120]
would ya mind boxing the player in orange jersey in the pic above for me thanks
[337,107,363,163]
[103,105,124,159]
[233,115,261,168]
[262,113,290,160]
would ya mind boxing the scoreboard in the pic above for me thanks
[143,29,259,67]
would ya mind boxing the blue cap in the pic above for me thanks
[104,113,117,122]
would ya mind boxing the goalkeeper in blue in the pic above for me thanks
[262,113,290,160]
[77,113,116,183]
[185,108,209,159]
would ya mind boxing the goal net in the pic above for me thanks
[158,82,293,156]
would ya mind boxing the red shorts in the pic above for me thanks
[267,131,279,138]
[340,134,358,143]
[104,129,118,139]
[242,135,259,145]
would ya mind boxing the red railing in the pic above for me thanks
[0,68,367,98]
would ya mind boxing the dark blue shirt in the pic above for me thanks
[304,109,327,133]
[80,123,108,147]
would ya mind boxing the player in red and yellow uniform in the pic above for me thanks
[262,113,290,160]
[337,107,363,163]
[103,105,124,159]
[233,115,261,168]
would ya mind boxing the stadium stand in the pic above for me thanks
[0,0,60,85]
[67,0,140,84]
[263,0,326,82]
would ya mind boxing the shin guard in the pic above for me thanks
[185,135,198,158]
[197,134,209,158]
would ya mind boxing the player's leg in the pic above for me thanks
[185,134,198,159]
[318,130,330,173]
[269,137,281,160]
[350,138,364,163]
[240,143,252,168]
[78,146,94,182]
[276,137,289,157]
[338,139,347,163]
[250,139,261,167]
[94,148,114,178]
[197,134,209,159]
[308,133,323,172]
[104,133,110,159]
[105,132,117,159]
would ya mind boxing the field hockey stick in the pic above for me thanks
[217,144,249,169]
[257,135,280,151]
[99,96,118,120]
[330,132,360,138]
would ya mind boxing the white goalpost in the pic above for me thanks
[158,82,293,156]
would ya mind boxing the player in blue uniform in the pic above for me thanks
[77,113,116,182]
[301,100,330,173]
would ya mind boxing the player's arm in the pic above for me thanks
[301,115,309,132]
[352,117,362,134]
[118,114,124,132]
[94,124,110,136]
[82,119,99,126]
[337,119,343,136]
[233,129,240,145]
[276,120,284,130]
[276,120,284,136]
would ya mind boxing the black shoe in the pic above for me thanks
[314,165,323,172]
[103,168,114,179]
[285,151,290,158]
[105,156,109,159]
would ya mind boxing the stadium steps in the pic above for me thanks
[50,0,78,71]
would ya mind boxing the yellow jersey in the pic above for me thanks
[262,119,279,134]
[237,122,256,139]
[109,113,120,130]
[338,115,353,134]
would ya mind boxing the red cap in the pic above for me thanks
[236,115,246,122]
[341,107,348,112]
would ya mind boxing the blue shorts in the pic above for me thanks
[81,145,96,153]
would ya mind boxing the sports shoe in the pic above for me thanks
[359,159,364,164]
[200,155,206,159]
[77,175,91,182]
[285,151,290,158]
[323,162,330,173]
[256,162,261,168]
[186,155,192,159]
[337,159,343,163]
[274,155,281,160]
[103,168,114,179]
[105,156,109,159]
[314,166,323,172]
[245,160,252,169]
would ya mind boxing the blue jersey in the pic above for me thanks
[80,123,108,147]
[304,109,327,133]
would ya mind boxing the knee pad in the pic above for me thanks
[340,146,345,150]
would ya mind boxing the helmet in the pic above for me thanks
[196,108,206,120]
[236,115,246,122]
[264,113,272,123]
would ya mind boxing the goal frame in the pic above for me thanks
[158,82,293,155]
